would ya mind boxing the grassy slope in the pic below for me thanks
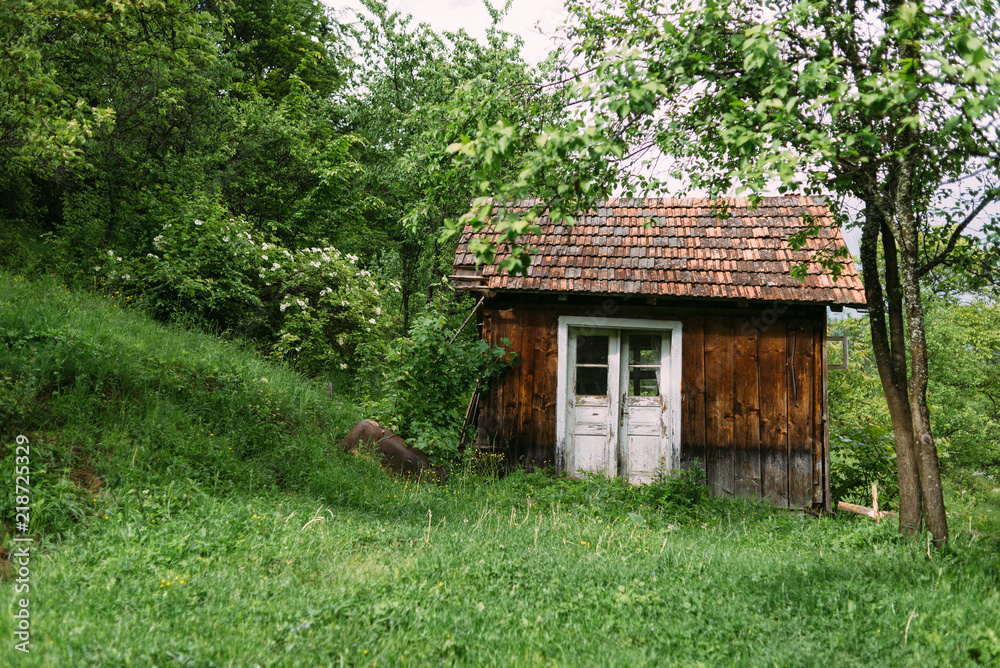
[2,273,1000,667]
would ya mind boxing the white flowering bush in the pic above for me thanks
[269,247,398,375]
[95,199,269,334]
[93,198,396,374]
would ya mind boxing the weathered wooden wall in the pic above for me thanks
[477,308,559,467]
[680,311,827,509]
[476,299,828,509]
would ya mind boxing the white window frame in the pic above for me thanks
[555,316,683,475]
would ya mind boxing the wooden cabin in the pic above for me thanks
[452,197,866,510]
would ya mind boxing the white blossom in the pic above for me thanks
[223,236,229,242]
[122,274,130,281]
[116,257,122,262]
[310,261,320,268]
[280,302,289,312]
[107,250,114,257]
[339,363,348,370]
[194,219,203,226]
[272,262,280,270]
[375,307,382,316]
[368,318,376,325]
[262,255,268,261]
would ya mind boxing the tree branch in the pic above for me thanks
[918,191,998,278]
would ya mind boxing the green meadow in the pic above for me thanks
[2,274,1000,667]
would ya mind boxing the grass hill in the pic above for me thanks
[1,272,999,666]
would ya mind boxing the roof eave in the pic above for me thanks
[456,285,867,309]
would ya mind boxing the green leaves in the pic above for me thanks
[374,307,516,461]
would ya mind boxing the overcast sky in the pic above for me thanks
[325,0,570,65]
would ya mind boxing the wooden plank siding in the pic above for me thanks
[680,316,706,471]
[477,307,559,467]
[538,316,559,467]
[502,310,521,448]
[474,302,827,508]
[517,309,536,465]
[758,321,789,507]
[787,322,815,509]
[704,318,735,497]
[733,319,762,499]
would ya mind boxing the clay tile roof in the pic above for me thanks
[452,196,866,307]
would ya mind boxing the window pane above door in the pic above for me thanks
[576,335,610,365]
[576,366,609,396]
[629,334,660,365]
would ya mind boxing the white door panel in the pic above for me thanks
[620,332,670,484]
[566,329,618,477]
[563,325,675,483]
[557,317,681,483]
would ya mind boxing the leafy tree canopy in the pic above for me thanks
[224,0,347,99]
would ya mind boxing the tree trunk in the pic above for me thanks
[900,264,948,545]
[891,162,949,545]
[859,200,922,535]
[102,177,118,249]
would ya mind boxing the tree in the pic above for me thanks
[7,0,236,264]
[218,78,372,248]
[345,0,561,331]
[925,299,1000,472]
[0,2,118,173]
[446,0,1000,544]
[223,0,346,100]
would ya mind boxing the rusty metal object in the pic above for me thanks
[340,419,446,481]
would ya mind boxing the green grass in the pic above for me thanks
[2,273,1000,666]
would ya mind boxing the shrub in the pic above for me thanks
[830,417,899,508]
[371,310,515,461]
[93,198,394,374]
[827,316,901,509]
[96,197,268,336]
[269,248,395,376]
[640,461,709,510]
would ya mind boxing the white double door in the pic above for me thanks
[566,328,671,484]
